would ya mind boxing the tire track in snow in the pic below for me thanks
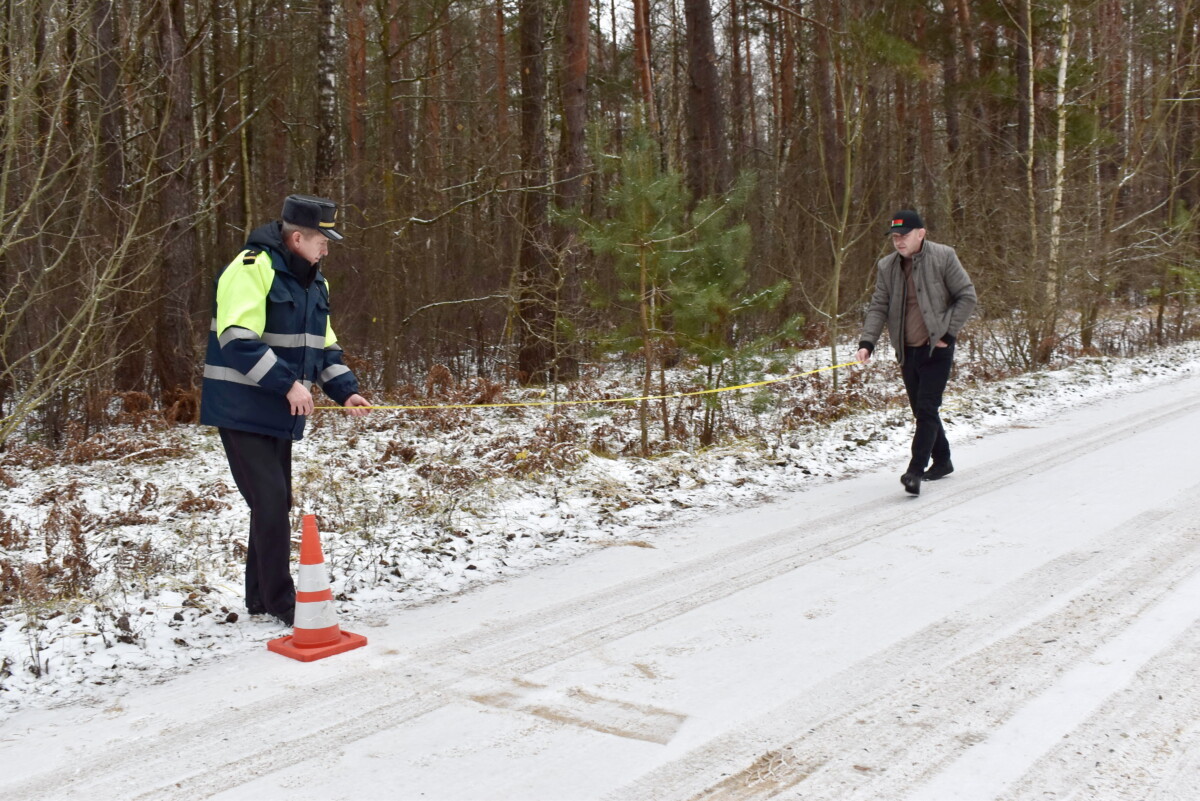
[995,622,1200,801]
[6,390,1200,800]
[392,389,1200,684]
[796,510,1200,801]
[607,495,1200,801]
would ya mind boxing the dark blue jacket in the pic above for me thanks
[200,222,360,440]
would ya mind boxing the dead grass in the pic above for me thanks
[175,485,231,514]
[61,431,186,466]
[0,512,31,549]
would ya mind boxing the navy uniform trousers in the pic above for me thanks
[219,428,296,624]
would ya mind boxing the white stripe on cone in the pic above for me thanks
[295,600,339,630]
[298,563,327,592]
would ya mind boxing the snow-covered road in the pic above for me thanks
[4,371,1199,800]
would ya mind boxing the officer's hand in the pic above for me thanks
[856,347,872,364]
[343,394,371,418]
[287,381,314,416]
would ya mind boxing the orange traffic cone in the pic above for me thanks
[268,514,367,662]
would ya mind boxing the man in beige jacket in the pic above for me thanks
[856,210,978,496]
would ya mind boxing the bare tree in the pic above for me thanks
[2,0,1197,446]
[683,0,730,199]
[515,0,556,383]
[632,0,658,132]
[1,0,165,445]
[559,0,590,211]
[152,0,201,413]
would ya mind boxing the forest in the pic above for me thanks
[1,0,1198,448]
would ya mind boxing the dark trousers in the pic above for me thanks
[901,344,954,476]
[219,428,295,620]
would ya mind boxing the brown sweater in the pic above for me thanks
[902,257,930,347]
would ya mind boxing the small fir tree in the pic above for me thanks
[577,131,795,451]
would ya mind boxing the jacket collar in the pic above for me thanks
[245,220,324,287]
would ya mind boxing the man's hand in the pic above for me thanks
[343,393,371,418]
[287,381,314,416]
[935,339,949,348]
[856,347,872,364]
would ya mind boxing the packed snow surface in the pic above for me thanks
[2,342,1199,799]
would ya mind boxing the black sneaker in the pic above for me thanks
[924,460,954,481]
[901,472,922,495]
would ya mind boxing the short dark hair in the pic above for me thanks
[281,221,320,240]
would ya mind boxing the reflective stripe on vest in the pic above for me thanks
[245,349,279,384]
[262,332,328,349]
[202,351,278,387]
[203,365,258,387]
[320,364,351,385]
[217,324,262,348]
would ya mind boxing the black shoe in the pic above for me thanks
[901,472,922,495]
[924,460,954,481]
[273,609,294,627]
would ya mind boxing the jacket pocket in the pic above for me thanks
[265,282,300,333]
[267,280,295,303]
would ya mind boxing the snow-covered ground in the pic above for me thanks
[1,342,1198,721]
[1,340,1198,799]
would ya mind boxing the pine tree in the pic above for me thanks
[579,131,792,451]
[670,174,791,444]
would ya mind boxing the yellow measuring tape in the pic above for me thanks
[316,360,860,411]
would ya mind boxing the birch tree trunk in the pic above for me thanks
[1046,2,1071,344]
[495,0,510,146]
[1021,0,1038,265]
[315,0,340,197]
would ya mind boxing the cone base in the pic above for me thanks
[267,630,368,662]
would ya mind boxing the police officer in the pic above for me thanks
[200,194,370,624]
